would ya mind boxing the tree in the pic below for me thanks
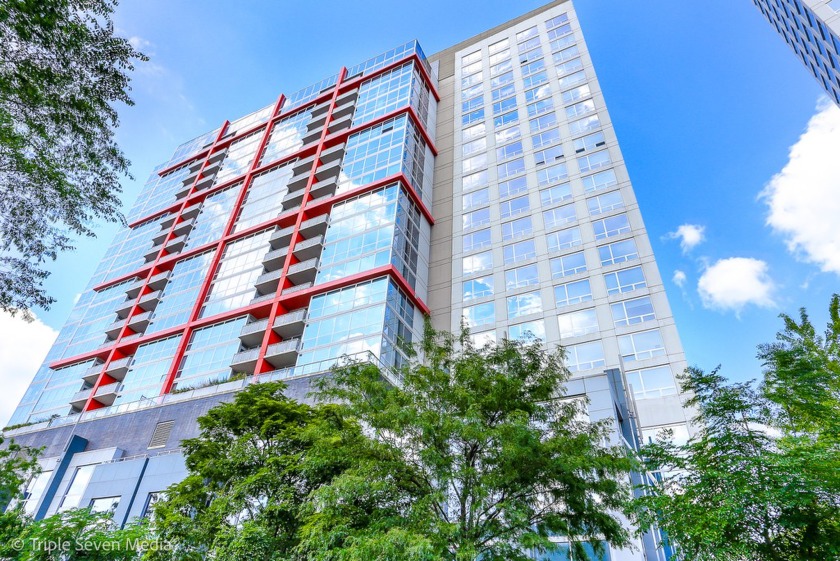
[0,435,40,556]
[0,0,146,318]
[148,380,367,561]
[636,296,840,561]
[302,327,637,561]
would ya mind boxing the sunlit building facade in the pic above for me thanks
[752,0,840,105]
[5,2,689,558]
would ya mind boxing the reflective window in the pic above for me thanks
[497,157,526,179]
[173,317,248,390]
[59,464,96,511]
[565,341,606,373]
[604,266,646,295]
[509,320,546,341]
[507,291,543,319]
[599,239,639,266]
[463,276,494,301]
[201,230,273,318]
[535,145,564,166]
[501,216,533,241]
[543,204,576,229]
[261,108,312,164]
[540,183,572,206]
[494,110,519,128]
[561,84,591,104]
[496,140,524,161]
[463,188,490,210]
[626,366,678,400]
[463,207,491,230]
[147,250,216,334]
[546,226,582,252]
[499,176,528,199]
[463,301,495,328]
[619,329,667,362]
[464,228,492,252]
[537,163,568,186]
[463,137,487,157]
[577,150,612,173]
[530,112,558,132]
[500,195,530,219]
[234,164,294,233]
[558,308,599,338]
[582,169,618,192]
[569,114,601,136]
[532,128,561,149]
[463,250,493,275]
[503,239,537,264]
[463,123,486,142]
[495,125,521,145]
[550,251,587,278]
[587,191,624,215]
[214,131,263,186]
[554,278,592,307]
[592,213,631,240]
[127,165,191,223]
[186,184,240,248]
[574,131,607,153]
[463,153,488,174]
[118,334,182,403]
[559,70,587,88]
[611,296,656,327]
[463,170,489,191]
[505,263,540,290]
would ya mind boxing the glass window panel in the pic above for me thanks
[505,263,540,290]
[558,308,599,338]
[604,266,647,295]
[554,278,593,307]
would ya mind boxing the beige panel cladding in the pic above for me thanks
[428,0,695,439]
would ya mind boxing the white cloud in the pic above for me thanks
[672,270,687,288]
[0,313,58,427]
[666,224,706,254]
[761,100,840,274]
[127,35,153,52]
[698,257,776,314]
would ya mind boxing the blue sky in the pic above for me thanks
[2,0,838,423]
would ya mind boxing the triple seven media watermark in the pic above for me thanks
[9,537,173,553]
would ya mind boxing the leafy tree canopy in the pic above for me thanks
[0,0,146,317]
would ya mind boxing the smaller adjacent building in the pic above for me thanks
[752,0,840,105]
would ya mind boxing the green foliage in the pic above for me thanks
[304,327,637,560]
[636,294,840,561]
[0,0,146,317]
[148,380,367,560]
[0,436,40,556]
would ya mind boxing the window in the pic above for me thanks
[537,163,568,186]
[599,239,639,266]
[499,176,528,199]
[463,137,487,157]
[553,45,580,64]
[463,95,484,113]
[489,38,509,54]
[463,153,487,174]
[463,228,492,252]
[463,207,491,230]
[587,191,624,215]
[569,114,601,135]
[494,110,519,128]
[543,204,576,229]
[556,58,584,76]
[559,70,587,88]
[490,49,511,65]
[497,157,525,179]
[527,98,554,118]
[462,108,485,126]
[90,496,120,513]
[546,226,582,252]
[626,366,678,400]
[550,251,587,278]
[558,308,599,338]
[593,213,631,240]
[566,99,596,119]
[491,71,514,89]
[463,302,495,328]
[60,464,97,511]
[461,71,483,89]
[517,26,539,42]
[540,183,572,206]
[523,70,548,89]
[463,276,494,301]
[462,83,484,100]
[562,84,591,104]
[463,250,493,275]
[503,239,537,264]
[510,319,546,341]
[492,96,517,115]
[518,36,542,54]
[525,84,552,103]
[471,330,497,347]
[529,112,558,132]
[492,83,516,102]
[463,170,489,191]
[566,341,606,373]
[535,145,564,166]
[142,492,166,520]
[519,45,543,64]
[462,61,482,76]
[462,122,486,142]
[532,128,561,149]
[507,291,543,319]
[582,169,618,192]
[554,278,592,307]
[605,266,646,295]
[462,50,482,66]
[501,216,533,241]
[546,13,570,29]
[490,58,513,77]
[505,263,540,290]
[495,125,521,145]
[463,187,490,210]
[577,150,612,173]
[550,33,576,52]
[611,296,655,327]
[21,470,53,515]
[496,141,524,161]
[574,131,606,153]
[619,329,666,362]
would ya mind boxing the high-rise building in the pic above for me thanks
[5,2,690,557]
[752,0,840,105]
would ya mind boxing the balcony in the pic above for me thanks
[269,225,294,249]
[92,382,121,406]
[261,247,289,272]
[299,213,329,238]
[124,276,145,298]
[174,182,192,200]
[151,227,170,245]
[81,361,105,384]
[144,242,164,262]
[264,338,301,368]
[165,234,187,254]
[254,268,283,295]
[103,356,133,380]
[301,125,323,147]
[172,217,196,236]
[239,317,269,347]
[282,188,305,211]
[147,270,171,290]
[319,142,345,164]
[281,281,312,295]
[126,310,152,333]
[314,157,341,182]
[309,177,337,200]
[334,88,358,108]
[291,154,316,177]
[138,290,162,311]
[331,97,355,121]
[293,235,323,260]
[286,257,318,284]
[230,347,260,373]
[273,308,307,339]
[104,317,127,339]
[249,293,276,306]
[180,202,202,219]
[115,297,136,318]
[70,387,93,409]
[327,112,353,135]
